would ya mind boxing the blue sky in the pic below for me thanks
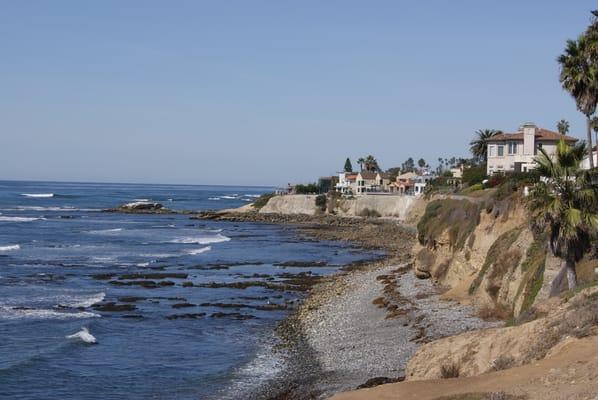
[1,1,596,186]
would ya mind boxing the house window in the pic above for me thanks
[497,145,504,156]
[488,145,495,157]
[508,142,517,155]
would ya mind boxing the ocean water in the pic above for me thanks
[0,181,382,399]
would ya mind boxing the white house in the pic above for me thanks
[581,146,598,170]
[336,172,358,194]
[486,123,578,175]
[414,174,436,196]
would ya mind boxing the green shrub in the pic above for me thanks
[315,194,327,211]
[252,193,275,209]
[294,183,319,194]
[461,183,483,194]
[462,164,487,186]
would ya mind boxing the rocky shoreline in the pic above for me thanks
[193,210,496,399]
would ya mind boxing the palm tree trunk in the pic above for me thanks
[587,116,594,169]
[566,257,577,290]
[549,260,568,297]
[549,257,578,296]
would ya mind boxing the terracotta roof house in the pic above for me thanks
[486,122,577,175]
[356,171,380,194]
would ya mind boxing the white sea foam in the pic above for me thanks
[171,234,230,245]
[221,195,237,200]
[14,206,76,212]
[66,327,97,344]
[244,194,261,198]
[59,292,105,308]
[133,198,150,202]
[136,262,150,267]
[242,199,252,202]
[0,244,20,252]
[21,193,54,198]
[0,306,100,320]
[219,339,285,399]
[187,246,211,255]
[0,216,42,222]
[88,228,123,234]
[208,197,220,201]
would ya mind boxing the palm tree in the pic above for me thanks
[364,155,380,172]
[557,119,570,135]
[527,139,598,295]
[558,34,598,169]
[357,157,365,171]
[469,129,500,163]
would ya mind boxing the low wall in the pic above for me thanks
[259,195,319,215]
[258,194,418,221]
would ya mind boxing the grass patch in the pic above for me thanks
[252,193,275,210]
[514,238,547,314]
[469,227,523,295]
[417,199,481,251]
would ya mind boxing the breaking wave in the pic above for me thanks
[171,234,230,245]
[0,244,20,252]
[21,193,54,198]
[187,246,211,255]
[0,216,43,222]
[57,292,106,308]
[0,306,100,320]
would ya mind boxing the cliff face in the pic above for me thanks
[412,195,564,319]
[405,194,598,383]
[258,194,417,221]
[259,194,319,215]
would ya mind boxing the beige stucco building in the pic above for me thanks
[486,123,577,175]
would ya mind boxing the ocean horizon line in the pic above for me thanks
[0,178,276,189]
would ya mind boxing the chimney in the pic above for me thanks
[522,122,536,156]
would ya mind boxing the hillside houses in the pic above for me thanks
[335,169,437,196]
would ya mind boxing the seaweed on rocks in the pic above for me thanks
[210,312,256,320]
[166,313,206,320]
[172,303,196,308]
[93,302,137,312]
[117,272,188,280]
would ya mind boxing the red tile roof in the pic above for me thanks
[487,128,577,142]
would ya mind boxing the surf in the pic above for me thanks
[21,193,54,198]
[66,327,97,344]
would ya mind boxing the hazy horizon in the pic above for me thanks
[2,1,597,186]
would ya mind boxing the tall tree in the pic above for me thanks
[469,129,500,163]
[528,139,597,295]
[402,157,415,173]
[558,34,597,169]
[557,119,570,135]
[357,157,365,171]
[592,116,598,157]
[364,155,380,172]
[343,157,353,173]
[417,158,426,169]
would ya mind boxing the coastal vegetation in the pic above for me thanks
[469,129,500,163]
[557,119,570,135]
[558,10,598,169]
[527,139,598,293]
[251,192,275,209]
